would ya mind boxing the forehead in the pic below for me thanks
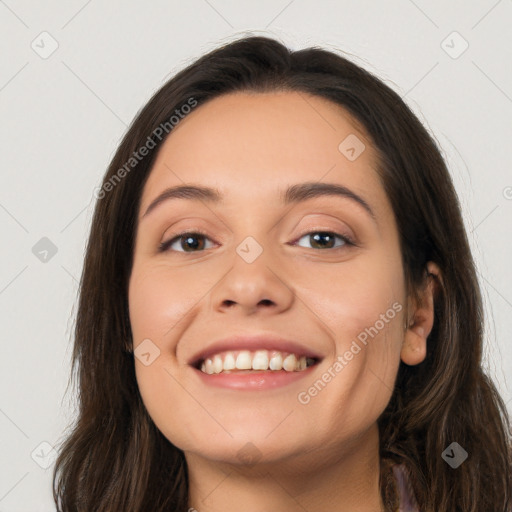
[140,91,387,213]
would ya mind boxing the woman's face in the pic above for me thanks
[128,91,410,468]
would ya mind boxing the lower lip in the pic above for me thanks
[192,365,318,390]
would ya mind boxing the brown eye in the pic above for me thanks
[294,231,354,250]
[159,231,214,253]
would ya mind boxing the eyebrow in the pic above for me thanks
[141,181,375,220]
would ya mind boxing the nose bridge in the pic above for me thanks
[209,235,295,315]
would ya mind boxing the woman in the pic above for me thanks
[53,35,512,511]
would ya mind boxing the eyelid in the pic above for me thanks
[159,228,216,252]
[291,226,356,246]
[159,226,357,253]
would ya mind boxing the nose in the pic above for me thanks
[210,249,295,316]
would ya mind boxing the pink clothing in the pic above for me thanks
[393,464,420,512]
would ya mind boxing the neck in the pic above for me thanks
[185,423,385,512]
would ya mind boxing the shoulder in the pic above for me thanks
[392,463,421,512]
[392,463,512,511]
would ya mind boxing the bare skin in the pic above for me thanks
[128,91,439,511]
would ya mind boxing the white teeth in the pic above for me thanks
[282,354,297,372]
[235,350,252,370]
[223,352,236,370]
[269,352,283,370]
[204,358,214,375]
[251,350,269,370]
[212,355,223,374]
[197,350,313,374]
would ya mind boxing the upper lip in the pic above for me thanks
[187,334,324,368]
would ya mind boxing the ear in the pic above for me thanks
[401,261,442,366]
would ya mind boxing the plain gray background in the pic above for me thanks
[1,1,511,510]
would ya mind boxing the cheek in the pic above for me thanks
[128,264,200,449]
[298,252,405,343]
[128,262,203,346]
[298,254,405,409]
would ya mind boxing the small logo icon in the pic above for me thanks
[31,441,57,469]
[236,442,262,466]
[338,134,366,161]
[442,441,468,468]
[441,31,469,59]
[236,236,263,263]
[32,237,58,263]
[134,338,161,366]
[31,31,59,59]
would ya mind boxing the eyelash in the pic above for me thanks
[158,228,356,253]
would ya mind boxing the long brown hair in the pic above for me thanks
[53,35,512,511]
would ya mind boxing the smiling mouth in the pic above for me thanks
[193,349,320,374]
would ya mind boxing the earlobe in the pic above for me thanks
[401,326,427,365]
[400,262,441,366]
